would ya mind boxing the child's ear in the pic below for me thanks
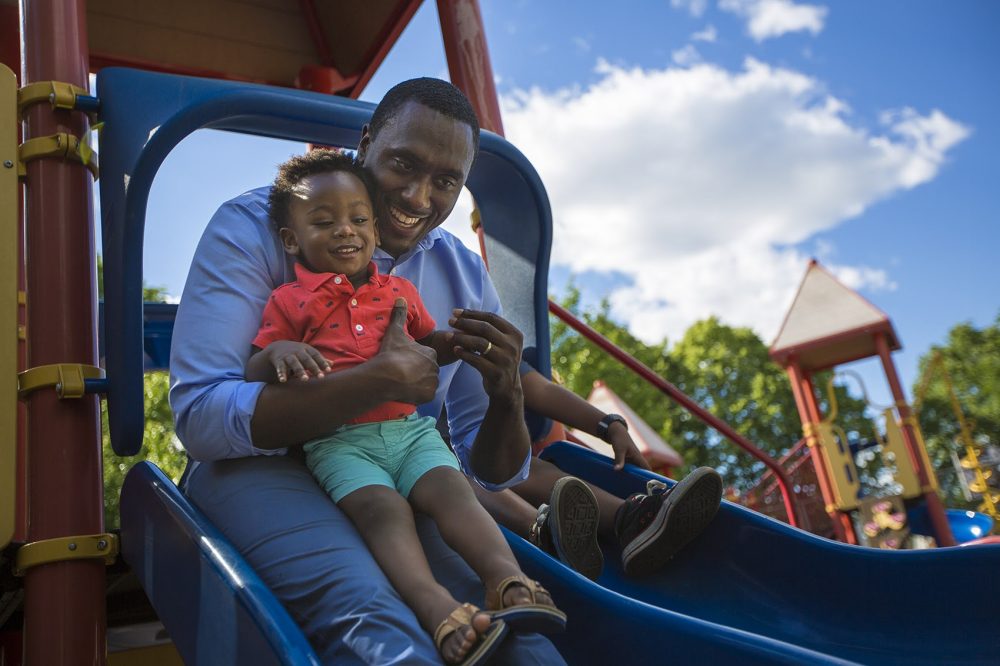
[278,227,300,256]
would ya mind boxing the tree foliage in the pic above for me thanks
[913,313,1000,510]
[550,287,869,492]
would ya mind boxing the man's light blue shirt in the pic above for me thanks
[169,186,530,490]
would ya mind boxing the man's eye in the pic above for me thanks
[436,178,457,191]
[392,157,413,171]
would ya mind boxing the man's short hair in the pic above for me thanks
[369,77,480,156]
[269,149,378,230]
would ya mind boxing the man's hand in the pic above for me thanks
[248,341,331,383]
[448,309,524,403]
[608,421,651,471]
[376,297,440,404]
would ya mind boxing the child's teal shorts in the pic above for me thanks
[303,414,461,502]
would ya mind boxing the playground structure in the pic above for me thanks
[1,1,998,664]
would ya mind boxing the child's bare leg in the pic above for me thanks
[409,468,554,609]
[514,457,622,539]
[338,485,490,663]
[468,478,538,539]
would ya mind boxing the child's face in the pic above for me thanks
[281,171,379,286]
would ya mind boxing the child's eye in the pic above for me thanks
[352,216,369,225]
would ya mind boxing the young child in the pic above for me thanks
[247,151,565,666]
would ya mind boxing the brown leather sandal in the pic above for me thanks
[433,603,508,665]
[485,575,567,634]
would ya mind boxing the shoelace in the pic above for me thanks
[528,503,550,546]
[646,479,667,496]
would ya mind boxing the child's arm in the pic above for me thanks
[417,330,459,366]
[247,341,332,384]
[521,368,651,471]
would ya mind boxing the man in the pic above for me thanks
[170,78,562,663]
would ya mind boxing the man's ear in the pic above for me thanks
[278,227,299,257]
[357,124,372,164]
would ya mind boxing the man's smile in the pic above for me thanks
[388,205,426,229]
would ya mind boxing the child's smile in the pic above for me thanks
[281,171,379,288]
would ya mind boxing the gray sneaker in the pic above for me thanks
[614,468,723,576]
[529,477,604,581]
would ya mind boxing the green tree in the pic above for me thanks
[550,290,870,493]
[98,255,186,527]
[913,313,1000,511]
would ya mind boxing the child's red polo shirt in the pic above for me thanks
[253,262,436,425]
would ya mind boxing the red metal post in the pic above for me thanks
[874,333,955,547]
[550,301,801,527]
[22,0,106,663]
[437,0,505,135]
[785,362,853,543]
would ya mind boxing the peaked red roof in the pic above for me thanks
[569,381,684,468]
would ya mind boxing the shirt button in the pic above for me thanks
[334,276,343,284]
[355,324,363,332]
[351,299,358,306]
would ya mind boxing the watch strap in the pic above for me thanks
[596,414,627,442]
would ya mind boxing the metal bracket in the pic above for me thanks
[17,80,89,116]
[13,533,119,577]
[18,132,99,179]
[17,363,105,400]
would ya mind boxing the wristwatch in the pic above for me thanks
[596,414,628,443]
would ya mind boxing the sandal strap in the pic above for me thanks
[487,575,550,610]
[434,602,480,650]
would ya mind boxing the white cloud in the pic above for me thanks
[719,0,828,42]
[671,0,709,17]
[573,36,591,53]
[692,24,718,43]
[672,44,703,67]
[499,58,969,343]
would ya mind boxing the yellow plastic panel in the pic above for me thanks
[880,409,921,499]
[1,64,18,548]
[813,422,861,510]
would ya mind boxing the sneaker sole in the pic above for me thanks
[621,468,723,576]
[548,477,604,581]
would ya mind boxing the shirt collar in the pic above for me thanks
[294,261,388,292]
[372,227,444,267]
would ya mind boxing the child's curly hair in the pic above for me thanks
[268,149,378,230]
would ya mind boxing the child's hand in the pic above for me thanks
[608,423,651,471]
[262,341,332,382]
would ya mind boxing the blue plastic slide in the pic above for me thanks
[511,442,1000,665]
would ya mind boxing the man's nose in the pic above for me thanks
[401,176,432,211]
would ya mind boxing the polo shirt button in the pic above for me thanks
[334,276,343,284]
[355,324,363,332]
[351,298,358,306]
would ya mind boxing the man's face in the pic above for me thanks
[280,171,378,287]
[358,101,476,259]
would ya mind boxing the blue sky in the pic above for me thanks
[135,0,999,408]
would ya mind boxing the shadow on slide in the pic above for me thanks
[506,442,999,665]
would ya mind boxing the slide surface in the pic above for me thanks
[512,442,1000,665]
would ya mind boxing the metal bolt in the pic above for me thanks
[97,539,108,550]
[49,92,55,103]
[3,160,12,168]
[68,542,77,551]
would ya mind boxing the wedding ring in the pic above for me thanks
[482,341,493,356]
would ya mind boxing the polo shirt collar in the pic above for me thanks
[293,261,388,292]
